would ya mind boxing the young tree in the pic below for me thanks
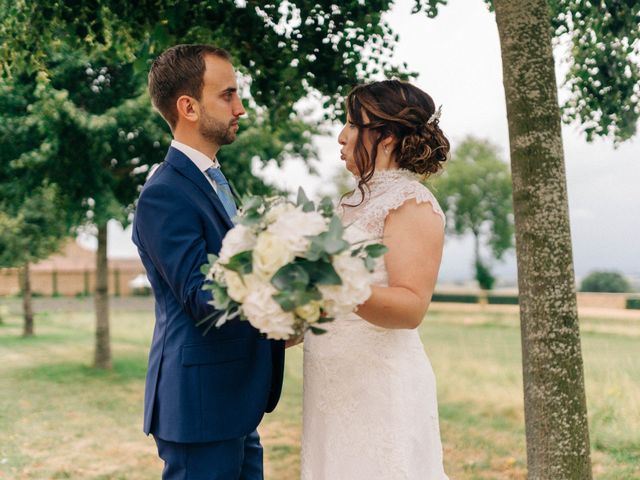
[413,0,638,477]
[0,74,70,337]
[431,137,513,290]
[0,186,69,336]
[492,2,591,476]
[1,0,414,368]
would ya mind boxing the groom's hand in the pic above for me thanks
[285,335,303,349]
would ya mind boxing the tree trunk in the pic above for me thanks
[493,1,592,478]
[93,223,112,369]
[21,261,34,337]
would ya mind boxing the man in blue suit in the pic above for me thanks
[132,44,285,479]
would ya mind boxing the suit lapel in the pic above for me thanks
[165,147,234,230]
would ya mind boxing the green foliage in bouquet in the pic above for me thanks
[198,188,387,339]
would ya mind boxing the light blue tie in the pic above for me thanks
[205,167,237,221]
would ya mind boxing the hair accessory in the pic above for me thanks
[427,105,442,125]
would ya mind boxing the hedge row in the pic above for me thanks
[431,293,480,304]
[432,294,640,309]
[626,298,640,310]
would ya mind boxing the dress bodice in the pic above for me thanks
[340,168,446,240]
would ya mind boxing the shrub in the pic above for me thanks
[626,298,640,310]
[431,293,480,304]
[487,295,519,305]
[580,271,630,293]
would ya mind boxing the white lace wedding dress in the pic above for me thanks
[301,169,449,480]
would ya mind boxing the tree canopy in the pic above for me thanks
[430,136,513,289]
[413,0,640,144]
[0,0,413,123]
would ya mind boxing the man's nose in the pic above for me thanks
[234,97,246,117]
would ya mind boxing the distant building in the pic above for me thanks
[0,239,146,296]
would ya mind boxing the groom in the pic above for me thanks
[132,44,285,479]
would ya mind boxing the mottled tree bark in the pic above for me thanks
[21,261,34,337]
[93,223,112,369]
[493,1,592,478]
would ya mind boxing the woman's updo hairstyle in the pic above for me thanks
[345,80,450,185]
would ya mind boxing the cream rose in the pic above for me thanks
[219,224,257,263]
[267,208,327,253]
[265,201,297,224]
[294,300,322,323]
[224,271,259,303]
[319,253,372,317]
[242,282,296,340]
[252,232,296,279]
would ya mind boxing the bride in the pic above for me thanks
[300,80,450,479]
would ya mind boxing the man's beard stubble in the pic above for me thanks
[199,112,236,146]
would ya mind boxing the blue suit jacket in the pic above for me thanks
[132,146,285,443]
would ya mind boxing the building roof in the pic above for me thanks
[29,239,144,272]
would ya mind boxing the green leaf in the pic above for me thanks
[316,316,334,324]
[223,251,253,275]
[308,326,328,335]
[209,283,232,310]
[364,256,376,272]
[318,197,335,218]
[364,243,388,258]
[272,289,321,312]
[271,262,310,291]
[296,187,315,212]
[306,216,349,258]
[297,259,342,285]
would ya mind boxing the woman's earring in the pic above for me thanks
[384,146,389,155]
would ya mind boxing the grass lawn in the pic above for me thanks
[0,299,638,479]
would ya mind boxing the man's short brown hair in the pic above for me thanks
[148,44,231,130]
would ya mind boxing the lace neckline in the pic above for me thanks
[357,168,421,192]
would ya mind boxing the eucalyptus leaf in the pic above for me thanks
[365,243,388,258]
[309,326,328,335]
[272,289,322,312]
[223,251,253,275]
[297,259,342,285]
[271,263,310,291]
[318,197,335,218]
[316,316,334,324]
[364,256,376,273]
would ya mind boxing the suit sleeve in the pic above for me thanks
[134,182,216,321]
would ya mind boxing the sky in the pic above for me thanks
[96,0,640,287]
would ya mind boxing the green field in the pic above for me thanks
[0,300,638,479]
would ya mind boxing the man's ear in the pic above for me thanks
[176,95,199,123]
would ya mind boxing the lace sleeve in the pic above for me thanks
[357,180,446,238]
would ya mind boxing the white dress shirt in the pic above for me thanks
[170,139,220,192]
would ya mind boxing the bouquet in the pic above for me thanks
[199,189,387,340]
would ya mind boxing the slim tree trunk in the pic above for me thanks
[493,1,592,478]
[21,261,34,337]
[93,223,112,369]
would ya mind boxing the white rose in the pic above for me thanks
[242,282,296,340]
[224,271,259,303]
[294,300,322,323]
[219,224,257,263]
[267,208,327,253]
[319,253,372,317]
[252,232,296,279]
[265,201,297,224]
